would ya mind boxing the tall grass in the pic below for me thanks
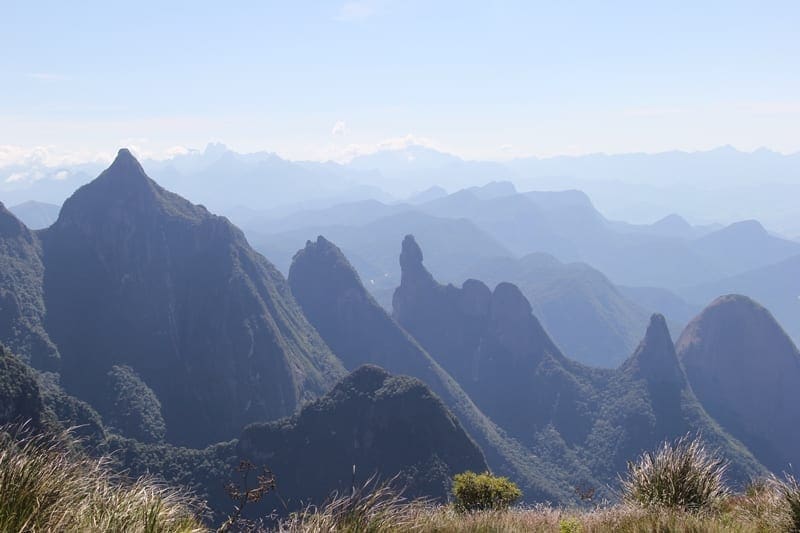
[277,474,430,532]
[771,472,800,532]
[0,424,205,533]
[620,434,729,512]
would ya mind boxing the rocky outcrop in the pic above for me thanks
[238,365,488,509]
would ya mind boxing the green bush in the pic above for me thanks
[620,435,729,512]
[452,471,522,512]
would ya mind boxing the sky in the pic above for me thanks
[2,0,800,164]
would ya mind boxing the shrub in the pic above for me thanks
[0,424,204,532]
[620,434,729,512]
[452,471,522,512]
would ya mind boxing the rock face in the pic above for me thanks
[8,149,345,447]
[677,295,800,472]
[392,235,765,491]
[393,235,586,442]
[0,203,59,370]
[289,235,586,502]
[591,314,763,482]
[238,365,488,509]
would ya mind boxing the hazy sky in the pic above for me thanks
[2,1,800,164]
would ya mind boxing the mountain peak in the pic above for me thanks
[677,294,800,470]
[289,235,365,302]
[399,234,435,287]
[400,234,423,266]
[108,148,147,176]
[623,314,685,385]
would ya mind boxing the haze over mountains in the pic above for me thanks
[0,149,798,521]
[3,144,797,363]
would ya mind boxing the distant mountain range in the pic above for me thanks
[3,143,800,235]
[1,148,799,519]
[242,181,798,364]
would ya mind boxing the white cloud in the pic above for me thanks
[331,120,349,137]
[315,133,446,163]
[0,145,109,168]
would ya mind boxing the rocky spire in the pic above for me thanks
[399,234,435,287]
[623,314,685,386]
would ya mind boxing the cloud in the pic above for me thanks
[336,0,380,21]
[316,133,445,163]
[331,120,349,137]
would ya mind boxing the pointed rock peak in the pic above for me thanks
[289,235,363,294]
[108,148,146,175]
[92,148,154,192]
[399,234,434,286]
[400,234,423,268]
[644,313,672,346]
[625,314,685,385]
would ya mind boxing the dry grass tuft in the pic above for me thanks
[0,424,205,533]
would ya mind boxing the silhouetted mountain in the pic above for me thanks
[249,210,512,293]
[0,202,59,369]
[239,199,410,236]
[690,220,800,275]
[618,285,701,330]
[347,144,512,195]
[683,255,800,346]
[8,201,60,230]
[407,185,447,204]
[461,253,652,368]
[288,235,589,502]
[38,149,345,446]
[677,295,800,472]
[393,236,764,489]
[238,365,488,509]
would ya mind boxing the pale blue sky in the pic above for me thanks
[2,0,799,163]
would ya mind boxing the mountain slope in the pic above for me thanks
[677,295,800,472]
[238,365,488,509]
[0,202,59,369]
[39,149,345,446]
[689,220,800,275]
[393,235,765,492]
[461,253,652,368]
[288,235,587,502]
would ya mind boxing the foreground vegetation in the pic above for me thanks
[2,426,798,532]
[0,425,205,533]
